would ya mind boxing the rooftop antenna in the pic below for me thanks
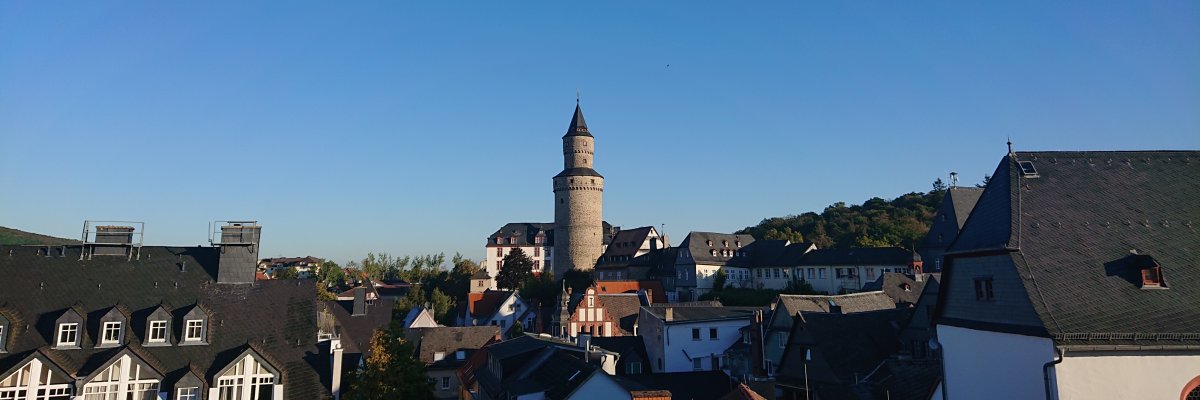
[1007,137,1014,155]
[576,88,581,104]
[949,172,959,188]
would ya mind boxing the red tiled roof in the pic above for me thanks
[595,280,667,303]
[468,291,514,319]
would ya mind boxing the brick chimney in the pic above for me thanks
[216,222,261,284]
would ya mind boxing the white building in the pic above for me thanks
[934,151,1200,400]
[483,222,615,290]
[672,232,756,300]
[638,305,760,373]
[788,247,921,294]
[456,290,536,337]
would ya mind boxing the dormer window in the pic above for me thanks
[1142,267,1163,287]
[974,277,994,301]
[101,322,122,345]
[57,323,79,347]
[706,240,712,246]
[434,352,445,361]
[185,320,204,342]
[149,321,168,343]
[456,350,465,360]
[0,314,9,353]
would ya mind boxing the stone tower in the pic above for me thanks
[552,102,604,276]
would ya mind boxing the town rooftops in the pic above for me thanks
[776,291,900,315]
[942,151,1200,346]
[679,232,755,264]
[594,280,668,303]
[642,305,762,323]
[486,222,616,246]
[408,326,499,369]
[0,245,330,399]
[467,290,517,319]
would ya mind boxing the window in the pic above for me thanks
[56,323,78,347]
[496,247,503,257]
[627,362,642,374]
[773,268,780,279]
[0,325,5,351]
[101,321,122,344]
[217,354,277,400]
[534,247,540,257]
[177,387,199,400]
[1142,266,1163,287]
[709,328,718,340]
[434,352,445,362]
[185,320,204,342]
[691,328,700,341]
[456,350,465,360]
[866,268,875,280]
[496,261,502,270]
[440,376,450,390]
[587,295,594,307]
[974,277,994,301]
[778,332,786,348]
[755,269,761,278]
[533,260,540,270]
[819,268,826,279]
[742,331,750,344]
[692,358,703,370]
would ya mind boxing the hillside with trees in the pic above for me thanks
[737,180,957,249]
[0,226,79,245]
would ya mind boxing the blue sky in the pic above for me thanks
[2,1,1197,265]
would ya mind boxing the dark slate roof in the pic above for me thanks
[408,326,499,369]
[679,232,755,265]
[776,292,899,316]
[0,245,330,400]
[477,334,615,399]
[487,223,555,247]
[597,294,643,335]
[795,247,919,266]
[860,273,925,305]
[323,298,394,355]
[943,151,1200,346]
[589,336,648,368]
[744,240,789,267]
[947,187,984,228]
[618,371,740,400]
[642,306,761,323]
[860,359,942,400]
[553,167,605,178]
[563,103,592,138]
[778,309,911,390]
[597,226,657,265]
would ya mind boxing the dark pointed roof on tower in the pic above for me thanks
[564,102,592,138]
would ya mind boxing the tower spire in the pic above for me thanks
[565,102,591,137]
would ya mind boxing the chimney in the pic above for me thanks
[216,222,262,284]
[330,339,344,400]
[665,307,673,322]
[352,287,367,316]
[578,333,592,349]
[94,226,134,256]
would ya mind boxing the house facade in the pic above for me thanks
[407,326,499,399]
[672,232,756,300]
[638,305,761,373]
[935,151,1200,400]
[457,290,535,337]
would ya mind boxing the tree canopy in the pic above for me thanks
[496,248,534,290]
[737,183,945,249]
[342,326,433,400]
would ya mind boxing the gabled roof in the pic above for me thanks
[776,292,899,316]
[324,297,394,355]
[597,226,658,263]
[595,294,643,335]
[679,232,755,265]
[860,273,926,305]
[408,326,499,369]
[0,245,330,399]
[468,291,518,319]
[778,308,911,389]
[942,151,1200,346]
[487,223,556,246]
[795,247,919,266]
[642,306,761,323]
[594,280,667,303]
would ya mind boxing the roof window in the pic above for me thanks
[1131,254,1166,288]
[1018,161,1039,178]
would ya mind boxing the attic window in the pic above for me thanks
[1018,161,1039,178]
[974,277,994,301]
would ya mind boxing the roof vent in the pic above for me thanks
[1018,161,1039,178]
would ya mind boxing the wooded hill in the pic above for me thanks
[737,184,947,249]
[0,226,79,245]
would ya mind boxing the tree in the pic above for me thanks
[342,327,434,400]
[783,278,819,295]
[563,268,594,295]
[273,267,298,280]
[519,271,557,307]
[448,253,481,298]
[394,285,426,318]
[712,268,728,292]
[931,178,947,193]
[429,288,455,326]
[316,284,337,301]
[317,260,345,286]
[510,320,525,338]
[976,174,992,188]
[496,248,534,290]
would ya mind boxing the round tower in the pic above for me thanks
[552,102,604,276]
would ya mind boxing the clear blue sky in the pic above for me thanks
[2,1,1197,265]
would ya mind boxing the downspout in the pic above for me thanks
[1042,347,1065,400]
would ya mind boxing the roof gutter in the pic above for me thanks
[1043,346,1064,400]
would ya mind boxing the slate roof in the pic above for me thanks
[563,103,592,138]
[796,247,920,266]
[642,306,762,323]
[0,245,331,399]
[475,334,616,399]
[860,273,926,305]
[679,232,755,265]
[408,326,499,369]
[778,308,912,394]
[487,223,555,247]
[597,226,658,265]
[323,297,394,355]
[776,292,900,315]
[596,294,643,335]
[617,371,740,400]
[589,336,649,370]
[942,151,1200,347]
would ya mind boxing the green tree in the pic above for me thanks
[447,253,481,298]
[394,285,426,318]
[317,260,345,285]
[712,268,728,292]
[316,284,337,301]
[429,288,455,326]
[519,271,557,307]
[510,320,525,338]
[977,174,992,188]
[342,327,434,400]
[932,178,947,192]
[783,278,819,295]
[273,267,298,280]
[496,248,534,291]
[563,268,594,295]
